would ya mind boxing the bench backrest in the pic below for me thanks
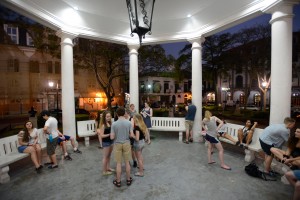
[151,117,185,130]
[77,120,97,137]
[0,135,19,157]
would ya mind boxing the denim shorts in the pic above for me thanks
[294,170,300,180]
[18,145,28,153]
[133,140,145,151]
[57,135,71,144]
[102,141,113,148]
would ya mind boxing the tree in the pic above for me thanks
[74,39,128,110]
[138,44,174,75]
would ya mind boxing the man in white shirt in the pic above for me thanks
[41,110,59,169]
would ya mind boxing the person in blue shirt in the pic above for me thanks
[184,99,197,144]
[259,117,295,176]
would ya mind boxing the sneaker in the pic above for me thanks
[103,171,113,176]
[133,161,137,168]
[239,144,244,148]
[189,138,193,143]
[98,146,103,149]
[48,165,58,169]
[74,149,82,154]
[44,162,54,166]
[64,155,72,160]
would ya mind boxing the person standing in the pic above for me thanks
[99,111,115,175]
[140,102,152,144]
[202,110,231,170]
[184,99,197,144]
[110,107,134,187]
[132,113,148,177]
[125,108,138,168]
[41,110,59,169]
[259,117,295,176]
[129,104,137,118]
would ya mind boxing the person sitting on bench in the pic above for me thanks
[237,119,258,149]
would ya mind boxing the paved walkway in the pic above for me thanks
[0,132,293,200]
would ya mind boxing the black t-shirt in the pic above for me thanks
[102,126,112,143]
[134,126,145,141]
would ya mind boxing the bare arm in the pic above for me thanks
[214,116,223,132]
[149,108,153,117]
[251,122,258,131]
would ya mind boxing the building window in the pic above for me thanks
[29,61,40,73]
[26,33,34,46]
[236,75,243,88]
[4,24,19,44]
[140,82,145,93]
[47,61,53,73]
[7,59,19,72]
[55,62,61,74]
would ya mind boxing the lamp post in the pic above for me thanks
[126,0,156,44]
[258,75,271,112]
[48,81,59,119]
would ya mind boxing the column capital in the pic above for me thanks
[56,29,78,40]
[128,44,140,55]
[188,36,205,50]
[263,0,298,15]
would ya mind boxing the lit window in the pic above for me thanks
[26,33,34,46]
[4,24,19,44]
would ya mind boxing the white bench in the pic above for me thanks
[218,123,264,162]
[149,117,186,141]
[77,120,97,147]
[0,129,46,184]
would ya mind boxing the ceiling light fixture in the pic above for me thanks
[126,0,155,44]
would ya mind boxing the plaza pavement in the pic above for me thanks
[0,132,294,200]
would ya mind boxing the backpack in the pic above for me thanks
[244,163,276,181]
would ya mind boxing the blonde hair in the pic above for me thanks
[133,113,147,136]
[204,110,212,120]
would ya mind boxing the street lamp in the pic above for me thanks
[48,81,59,119]
[258,75,271,112]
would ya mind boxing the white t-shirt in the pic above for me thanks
[17,128,39,145]
[44,116,59,139]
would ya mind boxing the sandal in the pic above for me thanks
[113,179,121,187]
[134,172,144,177]
[126,177,133,186]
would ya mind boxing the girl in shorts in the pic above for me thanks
[17,121,43,173]
[202,111,231,170]
[132,113,147,177]
[98,111,115,175]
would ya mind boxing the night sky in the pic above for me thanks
[162,4,300,58]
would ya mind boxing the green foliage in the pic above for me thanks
[153,109,169,117]
[252,111,270,119]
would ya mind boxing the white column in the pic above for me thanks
[57,30,77,139]
[268,3,294,124]
[128,44,140,112]
[189,37,204,142]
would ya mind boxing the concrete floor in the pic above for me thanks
[0,132,294,200]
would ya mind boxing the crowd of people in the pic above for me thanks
[16,100,300,197]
